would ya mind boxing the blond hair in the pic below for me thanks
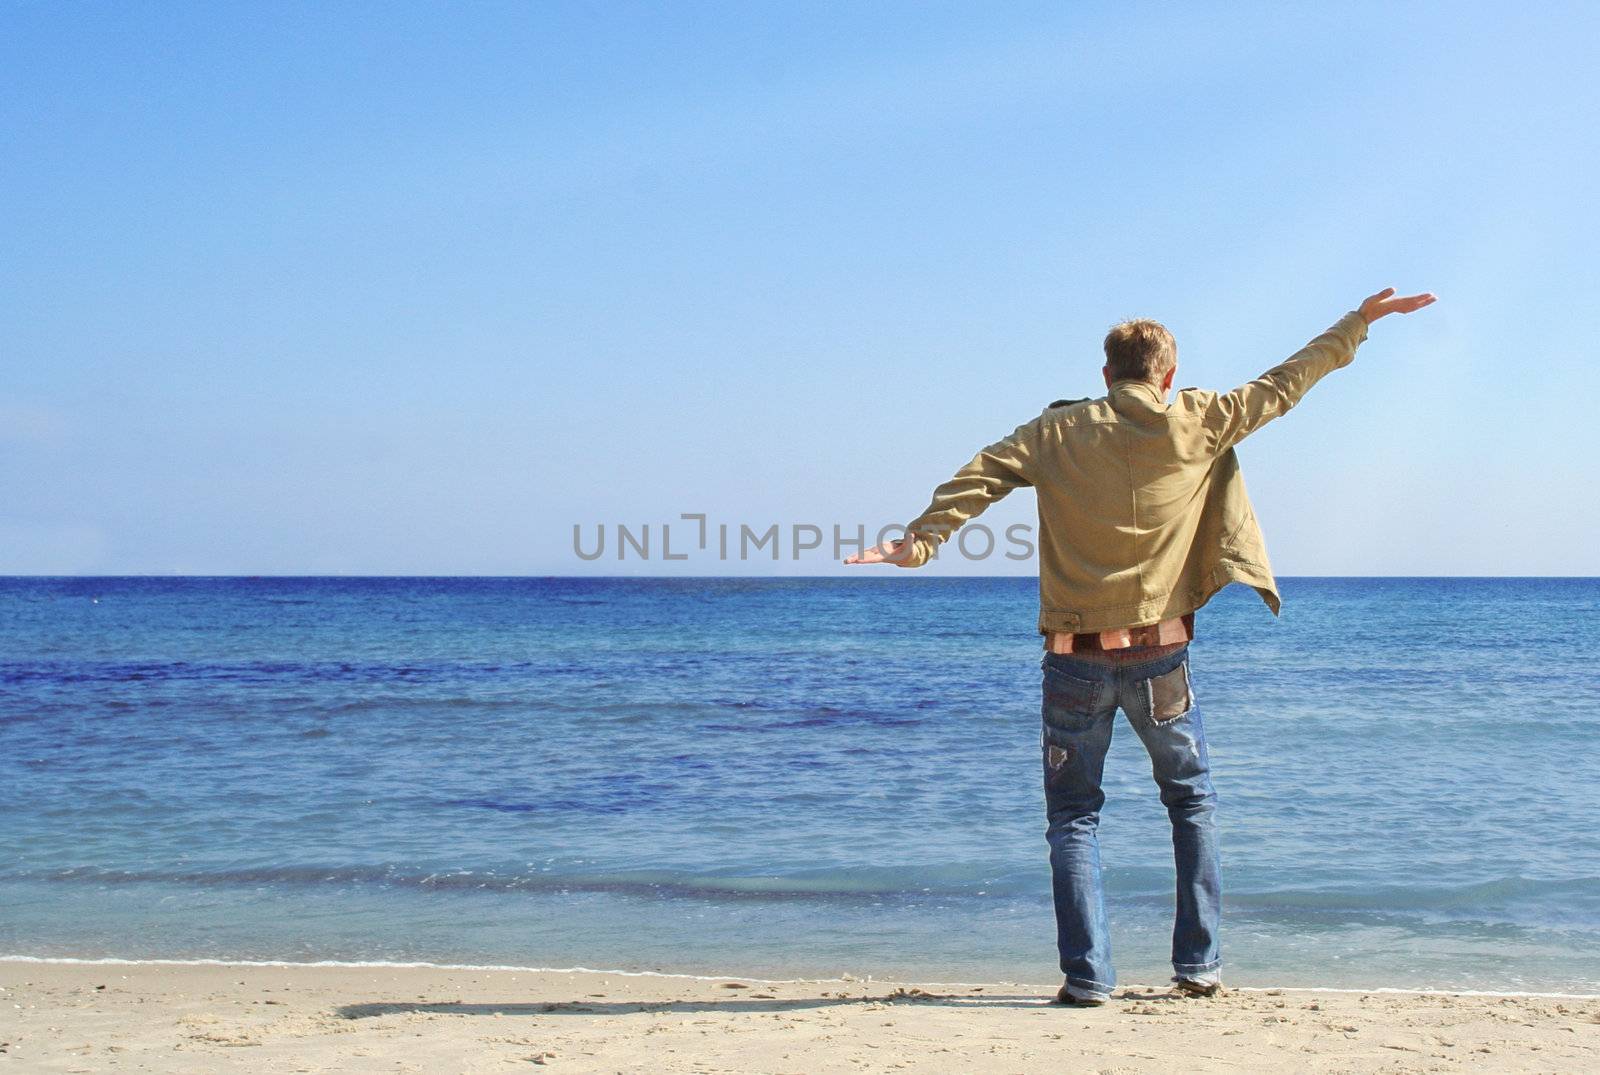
[1103,319,1177,383]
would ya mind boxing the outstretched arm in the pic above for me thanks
[1204,287,1437,453]
[845,421,1037,567]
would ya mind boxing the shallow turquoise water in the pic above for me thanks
[1,577,1596,991]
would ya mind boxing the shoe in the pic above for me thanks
[1052,983,1107,1007]
[1172,976,1223,997]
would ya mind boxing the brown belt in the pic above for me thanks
[1045,613,1194,655]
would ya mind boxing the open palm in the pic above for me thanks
[844,537,914,566]
[1359,287,1437,323]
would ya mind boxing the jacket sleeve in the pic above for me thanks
[1203,311,1369,453]
[899,419,1037,568]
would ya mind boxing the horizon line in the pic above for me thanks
[2,574,1596,582]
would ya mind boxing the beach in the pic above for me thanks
[6,578,1598,996]
[3,960,1597,1073]
[4,577,1600,1072]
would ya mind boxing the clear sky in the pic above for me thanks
[3,2,1596,576]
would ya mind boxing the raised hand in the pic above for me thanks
[844,536,915,566]
[1359,287,1437,324]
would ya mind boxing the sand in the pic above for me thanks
[2,959,1597,1073]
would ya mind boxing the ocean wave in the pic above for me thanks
[1231,875,1600,912]
[9,865,1595,925]
[4,863,1035,902]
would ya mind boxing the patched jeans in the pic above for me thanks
[1041,643,1221,1001]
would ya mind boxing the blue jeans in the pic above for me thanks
[1041,643,1221,1001]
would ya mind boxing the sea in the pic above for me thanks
[2,576,1596,994]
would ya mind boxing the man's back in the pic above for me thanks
[893,310,1372,634]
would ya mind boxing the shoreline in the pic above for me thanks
[5,959,1597,1073]
[4,954,1599,1000]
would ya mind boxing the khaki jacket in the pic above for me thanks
[902,311,1370,634]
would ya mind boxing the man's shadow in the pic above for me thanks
[335,989,1110,1020]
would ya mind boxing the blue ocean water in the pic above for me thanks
[1,576,1597,993]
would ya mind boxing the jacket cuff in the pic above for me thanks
[901,534,933,568]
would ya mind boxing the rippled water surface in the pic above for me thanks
[2,576,1597,991]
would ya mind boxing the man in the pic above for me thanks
[845,287,1436,1005]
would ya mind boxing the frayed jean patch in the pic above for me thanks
[1149,661,1194,723]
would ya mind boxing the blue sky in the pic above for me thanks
[3,2,1595,575]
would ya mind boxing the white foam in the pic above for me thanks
[1,955,1595,998]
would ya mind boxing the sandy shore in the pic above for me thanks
[2,960,1597,1074]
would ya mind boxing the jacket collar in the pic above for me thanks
[1109,379,1167,406]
